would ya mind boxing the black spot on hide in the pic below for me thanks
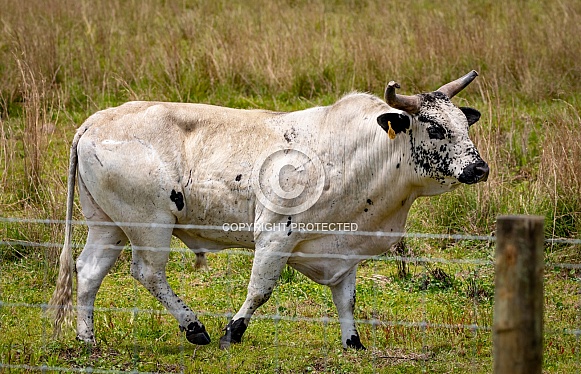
[170,189,184,211]
[235,174,242,181]
[422,91,448,103]
[284,127,297,143]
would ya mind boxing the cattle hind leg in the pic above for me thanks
[330,266,366,350]
[75,178,128,343]
[127,225,210,345]
[76,224,127,343]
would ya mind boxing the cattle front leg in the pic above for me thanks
[76,224,126,343]
[219,248,289,349]
[128,228,210,345]
[330,266,366,350]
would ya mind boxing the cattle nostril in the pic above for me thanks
[458,161,489,184]
[475,163,489,180]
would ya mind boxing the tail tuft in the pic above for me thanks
[47,125,83,337]
[47,241,75,337]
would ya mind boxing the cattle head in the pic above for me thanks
[377,70,489,193]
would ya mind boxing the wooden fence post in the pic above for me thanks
[493,215,544,374]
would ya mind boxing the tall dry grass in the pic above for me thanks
[537,103,581,238]
[2,0,579,103]
[0,0,580,253]
[15,57,49,196]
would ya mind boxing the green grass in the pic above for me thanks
[1,0,581,372]
[1,244,580,373]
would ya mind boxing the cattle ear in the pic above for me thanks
[377,113,410,137]
[460,107,481,126]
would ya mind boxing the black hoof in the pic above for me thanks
[219,318,247,350]
[346,335,366,350]
[183,323,211,345]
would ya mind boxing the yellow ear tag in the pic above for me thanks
[387,121,396,140]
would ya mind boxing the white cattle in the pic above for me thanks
[50,71,488,349]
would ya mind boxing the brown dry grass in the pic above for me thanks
[0,0,580,244]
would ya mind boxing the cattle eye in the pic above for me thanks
[427,125,446,140]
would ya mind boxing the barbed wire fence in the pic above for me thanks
[1,216,580,373]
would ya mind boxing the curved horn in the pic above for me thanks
[384,81,421,114]
[437,70,478,98]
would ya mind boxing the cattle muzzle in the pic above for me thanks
[458,160,489,184]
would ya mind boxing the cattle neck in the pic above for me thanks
[364,109,421,208]
[322,94,421,226]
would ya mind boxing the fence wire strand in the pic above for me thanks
[1,215,580,373]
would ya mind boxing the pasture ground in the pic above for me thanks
[1,239,580,372]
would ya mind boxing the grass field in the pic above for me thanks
[1,0,581,372]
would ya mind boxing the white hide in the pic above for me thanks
[51,88,486,349]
